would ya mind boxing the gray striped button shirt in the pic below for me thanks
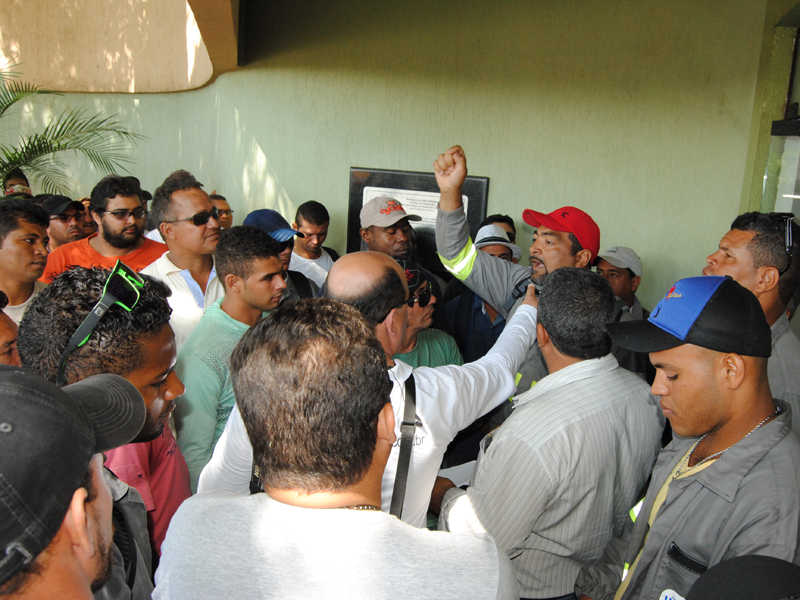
[439,354,664,598]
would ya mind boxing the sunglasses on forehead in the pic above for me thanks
[165,206,219,227]
[56,260,144,387]
[769,212,796,276]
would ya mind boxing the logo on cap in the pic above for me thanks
[380,200,404,216]
[666,285,682,299]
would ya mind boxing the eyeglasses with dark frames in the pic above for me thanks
[165,206,219,227]
[57,260,144,386]
[769,212,796,276]
[217,209,234,217]
[100,207,148,221]
[50,213,84,224]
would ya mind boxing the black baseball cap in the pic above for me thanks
[0,366,145,585]
[687,555,800,600]
[606,275,771,357]
[41,195,85,217]
[393,258,428,294]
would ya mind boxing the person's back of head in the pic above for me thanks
[231,298,392,493]
[538,267,614,360]
[731,212,800,307]
[322,251,407,329]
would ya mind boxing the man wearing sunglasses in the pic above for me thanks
[199,251,539,529]
[703,212,800,433]
[18,265,191,568]
[393,258,463,369]
[141,175,225,350]
[175,226,287,492]
[42,174,167,282]
[41,195,88,250]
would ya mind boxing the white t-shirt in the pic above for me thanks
[154,490,518,600]
[288,249,334,288]
[5,280,48,324]
[197,305,537,527]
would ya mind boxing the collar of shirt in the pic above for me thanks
[666,400,792,502]
[772,312,791,347]
[178,264,218,310]
[513,353,618,409]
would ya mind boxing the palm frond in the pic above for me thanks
[0,82,60,119]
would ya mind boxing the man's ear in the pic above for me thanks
[159,222,173,240]
[574,249,593,269]
[755,265,780,295]
[720,353,746,391]
[224,273,242,293]
[62,487,95,559]
[359,227,371,244]
[376,403,396,445]
[292,222,299,231]
[631,275,641,294]
[536,322,550,350]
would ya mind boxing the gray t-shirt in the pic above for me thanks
[154,490,518,600]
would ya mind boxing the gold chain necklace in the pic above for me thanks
[674,406,781,479]
[340,505,381,511]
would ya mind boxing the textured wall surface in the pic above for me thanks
[0,0,212,92]
[0,0,778,309]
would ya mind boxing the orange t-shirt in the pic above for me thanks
[42,234,168,282]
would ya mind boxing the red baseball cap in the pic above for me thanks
[522,206,600,262]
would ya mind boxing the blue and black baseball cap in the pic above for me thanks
[606,275,771,357]
[243,209,304,242]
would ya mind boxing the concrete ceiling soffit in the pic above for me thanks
[0,0,238,94]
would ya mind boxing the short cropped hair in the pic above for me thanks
[732,212,800,306]
[231,298,391,493]
[322,263,406,328]
[18,267,173,384]
[215,226,282,287]
[480,214,516,236]
[538,267,614,359]
[89,174,142,213]
[149,175,205,226]
[210,194,227,202]
[295,201,330,227]
[3,168,28,188]
[0,198,48,245]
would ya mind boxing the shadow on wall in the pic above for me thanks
[0,0,211,93]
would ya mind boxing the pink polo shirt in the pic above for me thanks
[104,427,191,555]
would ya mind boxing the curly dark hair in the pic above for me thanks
[18,266,173,384]
[89,174,143,213]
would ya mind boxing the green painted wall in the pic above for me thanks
[2,0,782,309]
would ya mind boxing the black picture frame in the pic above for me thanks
[348,167,490,281]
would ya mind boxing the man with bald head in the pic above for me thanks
[199,251,538,528]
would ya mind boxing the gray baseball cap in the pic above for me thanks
[360,196,421,228]
[596,246,643,277]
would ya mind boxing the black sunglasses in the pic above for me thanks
[56,261,144,387]
[103,208,147,221]
[166,206,219,227]
[408,286,432,308]
[769,212,796,276]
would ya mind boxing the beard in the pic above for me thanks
[101,224,141,249]
[89,514,113,593]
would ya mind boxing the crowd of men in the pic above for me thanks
[1,143,800,600]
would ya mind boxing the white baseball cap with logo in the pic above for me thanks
[596,246,643,277]
[360,196,422,228]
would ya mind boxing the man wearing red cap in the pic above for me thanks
[433,145,600,393]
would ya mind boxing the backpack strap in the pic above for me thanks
[389,374,416,519]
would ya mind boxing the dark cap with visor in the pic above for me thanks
[606,275,771,357]
[0,366,145,585]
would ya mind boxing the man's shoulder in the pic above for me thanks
[49,236,93,262]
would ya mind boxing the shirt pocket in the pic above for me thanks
[652,542,708,599]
